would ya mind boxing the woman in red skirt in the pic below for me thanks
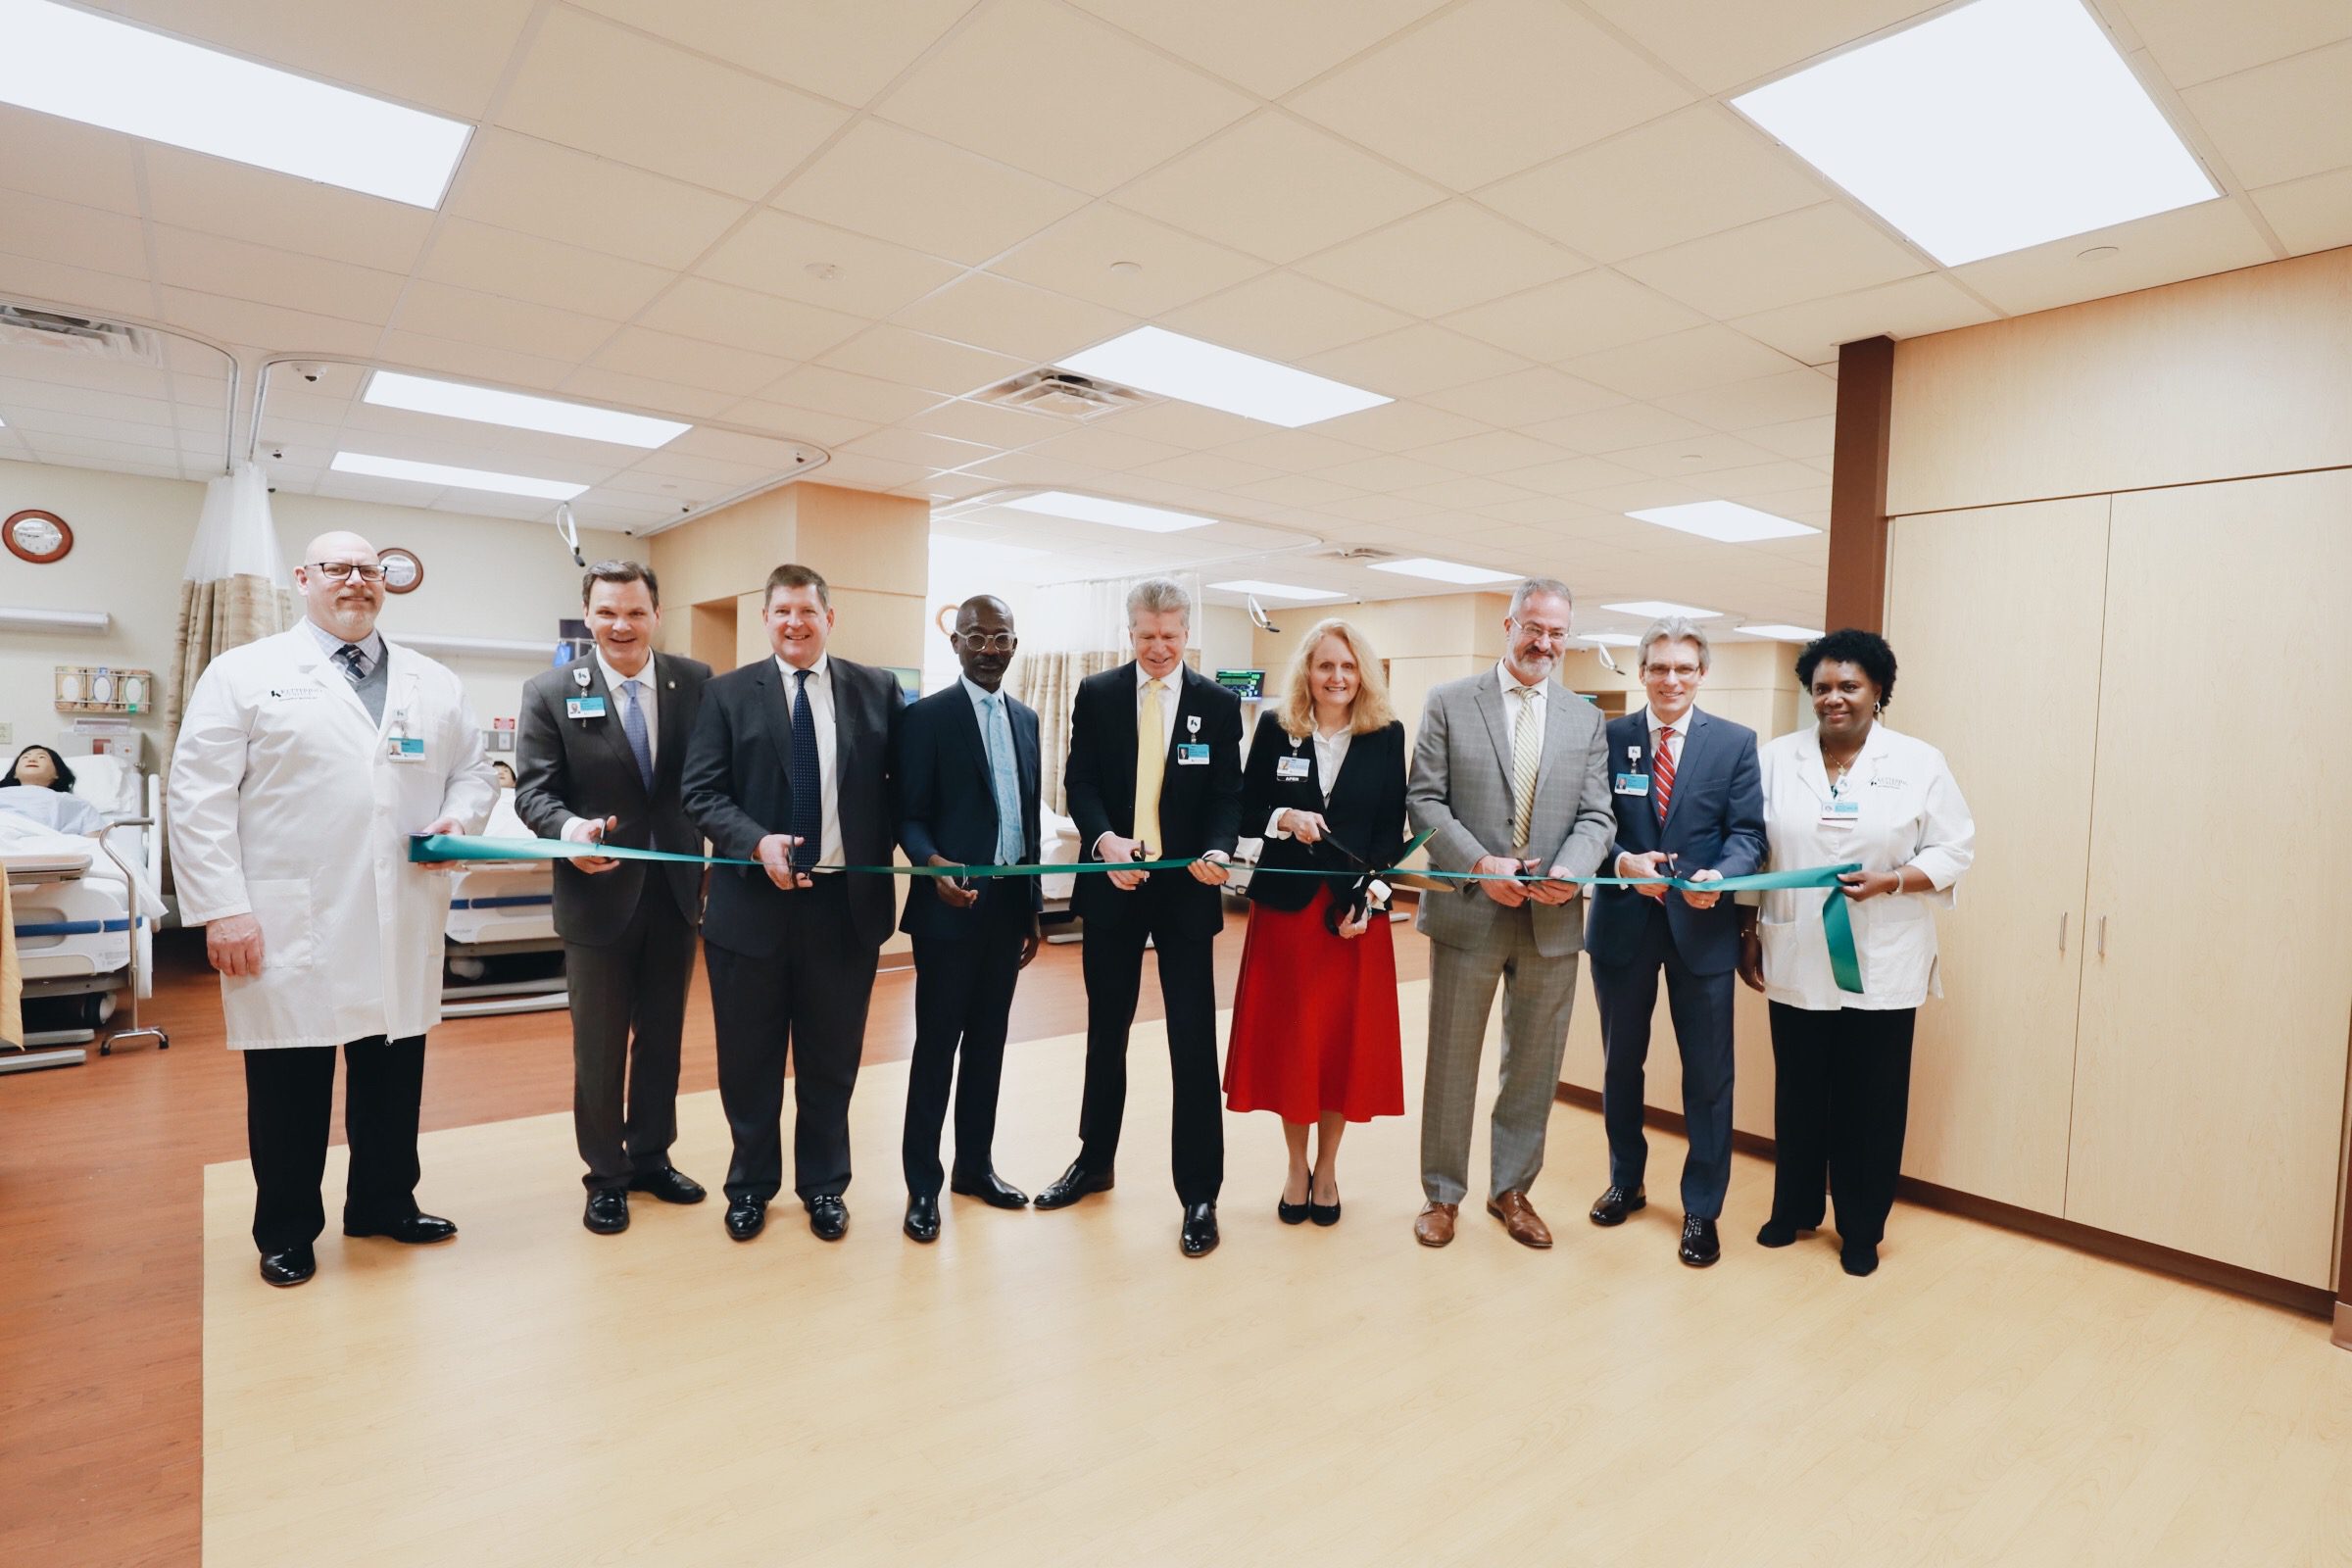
[1224,617,1408,1227]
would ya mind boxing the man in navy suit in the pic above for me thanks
[1584,616,1766,1267]
[893,595,1043,1244]
[682,564,903,1246]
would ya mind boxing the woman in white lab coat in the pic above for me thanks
[170,532,498,1288]
[1738,629,1974,1278]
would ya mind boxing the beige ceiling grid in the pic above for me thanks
[0,0,2344,635]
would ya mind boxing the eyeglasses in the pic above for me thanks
[955,631,1018,654]
[1644,662,1702,679]
[310,561,386,582]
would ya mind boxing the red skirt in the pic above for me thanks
[1223,885,1405,1123]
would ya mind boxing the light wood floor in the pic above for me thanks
[200,980,2352,1568]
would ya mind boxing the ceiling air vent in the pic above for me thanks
[0,305,163,364]
[978,368,1152,420]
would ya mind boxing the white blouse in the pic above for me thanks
[1753,722,1976,1012]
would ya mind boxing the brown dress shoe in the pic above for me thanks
[1486,1190,1553,1249]
[1414,1201,1458,1248]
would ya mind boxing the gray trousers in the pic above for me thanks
[1421,908,1582,1206]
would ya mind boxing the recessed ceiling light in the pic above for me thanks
[1735,623,1825,642]
[1580,633,1641,648]
[1604,600,1723,620]
[1060,325,1390,429]
[1365,557,1521,585]
[998,490,1216,533]
[331,451,588,501]
[1731,0,2217,267]
[0,0,471,208]
[1626,501,1820,543]
[1210,579,1345,602]
[364,371,689,450]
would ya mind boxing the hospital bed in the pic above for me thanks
[441,789,568,1018]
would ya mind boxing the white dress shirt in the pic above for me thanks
[1614,705,1694,876]
[1495,660,1547,755]
[776,652,842,868]
[1264,722,1353,838]
[561,650,661,843]
[301,615,383,675]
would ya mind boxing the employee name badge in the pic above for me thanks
[1820,796,1861,828]
[1614,744,1649,797]
[1276,752,1312,782]
[386,733,426,764]
[1176,713,1208,765]
[566,664,606,720]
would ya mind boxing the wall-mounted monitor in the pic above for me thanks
[1214,669,1264,700]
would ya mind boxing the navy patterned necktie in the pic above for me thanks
[334,642,367,684]
[788,667,821,872]
[619,678,655,792]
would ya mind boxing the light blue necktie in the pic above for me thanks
[620,678,654,792]
[981,693,1022,865]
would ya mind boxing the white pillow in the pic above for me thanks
[66,752,142,818]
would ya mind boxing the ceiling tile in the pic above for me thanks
[570,0,978,108]
[395,280,619,361]
[1581,0,1941,95]
[1313,493,1439,523]
[1115,112,1445,264]
[892,270,1136,361]
[720,398,881,447]
[1294,201,1587,318]
[1732,273,1998,365]
[839,426,1000,471]
[375,330,577,395]
[591,326,797,395]
[1394,473,1541,509]
[417,220,673,320]
[698,210,963,319]
[1210,429,1379,472]
[774,119,1086,265]
[1069,0,1447,98]
[442,131,749,270]
[1442,269,1706,364]
[1287,0,1691,190]
[1610,431,1785,477]
[1019,423,1191,471]
[1316,453,1458,492]
[1697,459,1836,499]
[1619,203,1929,319]
[991,204,1268,316]
[2120,0,2352,90]
[1407,429,1573,475]
[1479,103,1828,263]
[1501,454,1650,498]
[1564,324,1803,401]
[1161,271,1410,362]
[1298,324,1529,399]
[876,0,1252,194]
[1743,416,1838,462]
[1307,398,1489,452]
[640,278,868,361]
[146,228,406,324]
[0,188,147,278]
[1130,452,1285,491]
[0,104,141,214]
[496,7,849,200]
[140,146,437,271]
[2179,39,2352,188]
[1655,368,1839,431]
[154,287,380,357]
[902,396,1066,450]
[817,324,1029,395]
[0,253,152,319]
[1521,401,1715,454]
[1087,398,1267,449]
[1422,368,1620,426]
[1950,199,2278,316]
[558,367,738,419]
[761,365,956,424]
[2250,167,2352,256]
[1224,473,1365,508]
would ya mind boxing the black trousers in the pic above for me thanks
[564,895,698,1192]
[1076,910,1224,1206]
[707,879,877,1206]
[1592,916,1738,1219]
[1766,1001,1917,1247]
[902,889,1028,1198]
[243,1035,425,1253]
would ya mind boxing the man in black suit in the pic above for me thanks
[514,561,712,1235]
[894,595,1043,1244]
[1036,577,1243,1257]
[681,563,903,1245]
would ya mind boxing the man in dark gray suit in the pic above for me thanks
[1406,577,1615,1251]
[515,560,713,1235]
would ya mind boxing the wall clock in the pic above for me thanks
[378,546,424,594]
[4,509,73,564]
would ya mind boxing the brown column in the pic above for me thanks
[2337,1017,2352,1349]
[1825,334,1895,634]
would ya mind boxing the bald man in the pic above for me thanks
[170,531,498,1288]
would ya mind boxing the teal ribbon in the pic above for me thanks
[410,835,1865,993]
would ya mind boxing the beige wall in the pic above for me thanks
[1250,592,1509,741]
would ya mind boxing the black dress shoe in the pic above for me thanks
[808,1196,849,1242]
[342,1212,458,1244]
[904,1193,941,1244]
[1679,1215,1721,1267]
[1755,1216,1817,1248]
[1278,1174,1310,1225]
[1589,1184,1646,1226]
[1841,1239,1879,1277]
[584,1189,629,1235]
[629,1166,708,1204]
[1308,1186,1342,1229]
[949,1170,1030,1208]
[724,1196,766,1242]
[1180,1201,1219,1257]
[1033,1159,1114,1210]
[258,1245,316,1287]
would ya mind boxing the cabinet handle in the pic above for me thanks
[2096,915,2106,958]
[2058,912,2068,954]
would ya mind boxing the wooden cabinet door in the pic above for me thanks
[2066,469,2352,1284]
[1886,497,2109,1214]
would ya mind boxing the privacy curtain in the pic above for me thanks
[169,462,290,735]
[1004,570,1208,816]
[1,874,22,1049]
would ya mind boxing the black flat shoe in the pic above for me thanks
[629,1166,708,1204]
[1278,1175,1310,1226]
[808,1196,849,1242]
[259,1245,316,1287]
[724,1196,766,1242]
[1180,1201,1219,1257]
[1679,1215,1721,1267]
[584,1189,629,1235]
[1755,1217,1817,1249]
[1841,1240,1879,1277]
[1033,1159,1114,1210]
[1308,1178,1341,1228]
[949,1170,1029,1208]
[342,1212,458,1245]
[1589,1184,1646,1226]
[904,1193,940,1244]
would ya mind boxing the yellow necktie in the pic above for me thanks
[1510,684,1542,854]
[1133,677,1165,858]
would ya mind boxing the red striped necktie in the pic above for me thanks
[1653,724,1676,825]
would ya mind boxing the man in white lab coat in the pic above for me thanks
[170,531,499,1288]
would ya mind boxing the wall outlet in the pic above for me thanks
[0,721,13,745]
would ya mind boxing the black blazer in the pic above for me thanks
[1239,712,1407,912]
[681,654,904,956]
[513,651,710,947]
[894,680,1042,940]
[1062,662,1243,937]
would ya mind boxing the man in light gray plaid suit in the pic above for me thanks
[1406,577,1615,1250]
